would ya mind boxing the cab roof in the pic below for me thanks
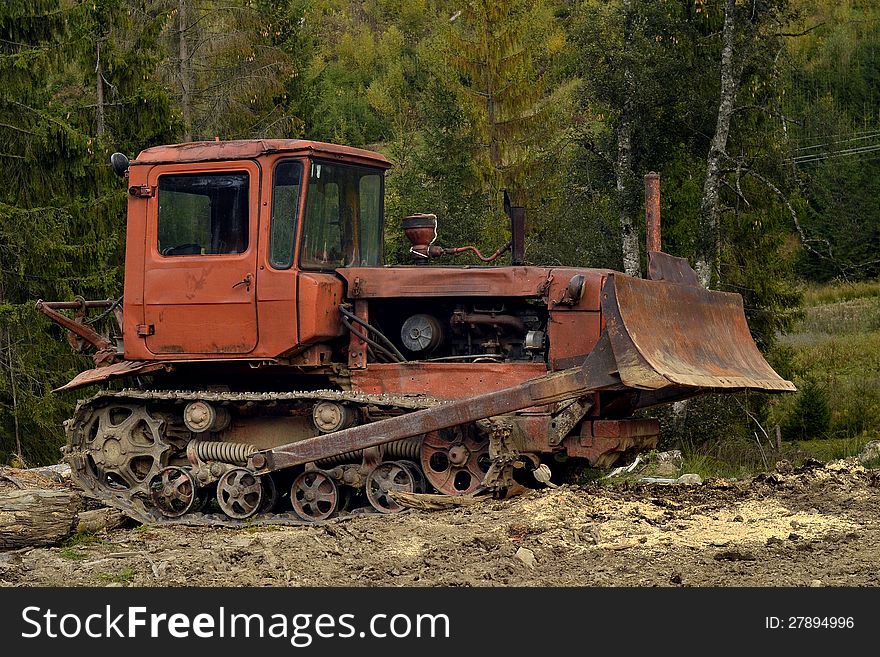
[134,139,392,169]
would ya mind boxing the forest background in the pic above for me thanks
[1,0,878,471]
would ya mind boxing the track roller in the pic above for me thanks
[149,466,200,518]
[290,470,339,521]
[365,461,417,513]
[216,467,264,520]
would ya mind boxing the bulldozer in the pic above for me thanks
[36,139,795,525]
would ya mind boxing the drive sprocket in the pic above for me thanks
[66,402,173,499]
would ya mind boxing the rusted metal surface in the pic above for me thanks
[338,266,556,299]
[133,139,392,169]
[645,172,662,253]
[35,300,115,353]
[420,427,490,495]
[296,273,345,345]
[563,418,660,467]
[141,160,260,357]
[509,206,526,266]
[451,310,525,333]
[53,360,171,392]
[590,418,661,438]
[347,300,370,369]
[547,311,601,370]
[349,362,547,399]
[37,299,117,310]
[548,397,594,446]
[290,470,339,521]
[42,136,802,526]
[545,268,608,311]
[647,250,701,287]
[365,461,417,512]
[252,339,622,473]
[603,273,796,391]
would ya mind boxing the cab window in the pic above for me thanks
[157,172,249,256]
[301,161,383,269]
[269,160,304,269]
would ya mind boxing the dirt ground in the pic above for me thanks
[2,458,880,588]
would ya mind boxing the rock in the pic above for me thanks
[713,549,756,562]
[810,579,823,587]
[675,474,702,485]
[653,450,683,476]
[858,441,880,466]
[514,547,537,568]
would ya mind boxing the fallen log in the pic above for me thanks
[388,491,489,511]
[0,488,134,550]
[75,507,129,534]
[0,490,82,550]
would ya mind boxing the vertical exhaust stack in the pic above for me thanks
[643,170,701,286]
[645,172,661,254]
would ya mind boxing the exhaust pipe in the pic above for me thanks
[645,172,661,253]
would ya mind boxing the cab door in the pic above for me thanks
[142,161,260,355]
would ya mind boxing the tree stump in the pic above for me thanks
[0,490,82,550]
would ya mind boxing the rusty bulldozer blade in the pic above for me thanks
[602,272,796,393]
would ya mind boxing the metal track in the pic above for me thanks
[63,388,442,528]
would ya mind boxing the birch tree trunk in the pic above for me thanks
[696,0,750,288]
[616,0,640,278]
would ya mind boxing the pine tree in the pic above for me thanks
[437,0,572,249]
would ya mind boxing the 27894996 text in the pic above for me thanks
[765,617,854,629]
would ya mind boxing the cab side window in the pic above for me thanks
[157,172,249,256]
[269,161,304,269]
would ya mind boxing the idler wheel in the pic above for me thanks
[149,466,199,518]
[365,461,416,513]
[290,470,339,521]
[420,426,490,495]
[216,467,264,520]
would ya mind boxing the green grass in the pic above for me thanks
[57,531,102,561]
[58,547,89,561]
[785,436,877,463]
[97,568,136,585]
[680,452,761,480]
[674,435,876,480]
[771,278,880,445]
[800,279,880,307]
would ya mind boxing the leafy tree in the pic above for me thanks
[784,0,880,281]
[160,0,297,141]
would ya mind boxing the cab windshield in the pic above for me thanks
[300,161,383,269]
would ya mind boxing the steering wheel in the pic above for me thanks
[162,243,202,256]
